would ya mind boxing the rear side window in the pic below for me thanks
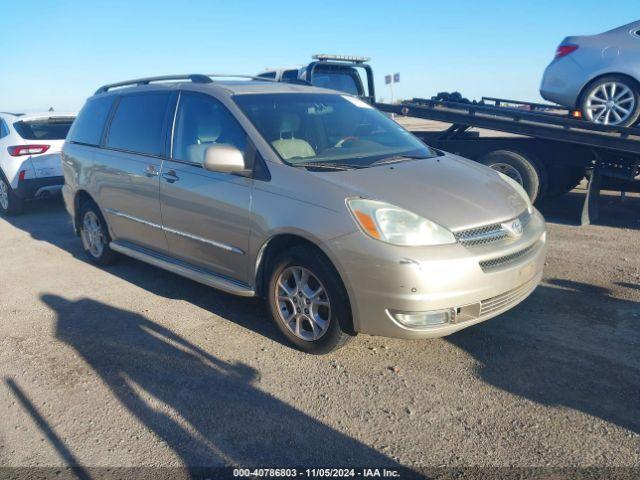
[13,118,74,140]
[68,96,115,146]
[106,93,171,156]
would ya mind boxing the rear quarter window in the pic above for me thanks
[14,118,74,140]
[106,93,171,156]
[68,96,116,146]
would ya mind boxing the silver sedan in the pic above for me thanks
[540,20,640,126]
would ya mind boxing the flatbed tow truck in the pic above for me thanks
[269,55,640,225]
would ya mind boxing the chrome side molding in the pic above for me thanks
[109,241,255,297]
[105,208,244,255]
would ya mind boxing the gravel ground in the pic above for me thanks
[0,191,638,472]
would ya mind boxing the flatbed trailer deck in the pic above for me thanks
[375,97,640,225]
[265,55,639,225]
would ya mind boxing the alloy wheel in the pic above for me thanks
[585,82,635,126]
[81,211,106,258]
[0,179,8,210]
[274,266,331,341]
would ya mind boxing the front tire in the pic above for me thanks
[78,201,118,265]
[267,246,353,354]
[581,75,640,127]
[0,174,24,216]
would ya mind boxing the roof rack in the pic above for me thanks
[94,73,275,95]
[0,111,25,116]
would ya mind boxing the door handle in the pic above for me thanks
[144,165,158,177]
[162,170,180,183]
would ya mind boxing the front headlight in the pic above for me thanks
[346,198,456,246]
[498,172,533,214]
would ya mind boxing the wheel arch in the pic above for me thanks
[577,72,640,109]
[254,232,355,335]
[73,190,100,233]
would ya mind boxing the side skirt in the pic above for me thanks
[109,240,255,297]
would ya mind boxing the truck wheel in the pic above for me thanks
[0,172,24,216]
[478,150,543,202]
[544,166,585,198]
[580,75,640,127]
[267,245,354,354]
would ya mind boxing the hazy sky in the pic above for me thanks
[1,0,637,112]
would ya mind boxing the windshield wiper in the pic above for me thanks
[369,155,430,167]
[290,162,361,171]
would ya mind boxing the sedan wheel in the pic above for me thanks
[583,78,640,127]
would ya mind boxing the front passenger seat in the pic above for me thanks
[185,115,222,164]
[271,113,315,161]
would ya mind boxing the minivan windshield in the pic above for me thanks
[233,93,437,168]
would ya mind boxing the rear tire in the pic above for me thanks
[267,245,353,354]
[78,201,118,266]
[478,150,544,202]
[0,172,24,216]
[580,75,640,127]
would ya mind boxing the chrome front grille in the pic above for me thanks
[454,210,531,247]
[479,242,538,272]
[479,278,537,317]
[454,223,508,246]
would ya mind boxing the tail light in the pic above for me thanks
[8,145,50,157]
[555,44,578,59]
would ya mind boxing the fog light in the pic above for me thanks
[388,308,454,328]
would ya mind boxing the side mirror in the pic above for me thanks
[203,144,247,174]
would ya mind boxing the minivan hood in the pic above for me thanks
[315,153,528,231]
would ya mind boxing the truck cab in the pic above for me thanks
[257,54,376,102]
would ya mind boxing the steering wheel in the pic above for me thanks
[335,136,359,148]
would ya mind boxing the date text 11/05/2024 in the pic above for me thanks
[232,468,401,478]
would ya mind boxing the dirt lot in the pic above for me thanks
[0,190,638,472]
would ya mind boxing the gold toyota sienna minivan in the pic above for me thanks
[61,74,547,353]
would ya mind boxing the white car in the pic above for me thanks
[0,112,75,215]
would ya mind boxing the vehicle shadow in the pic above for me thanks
[616,281,640,292]
[2,198,285,345]
[536,189,640,230]
[39,293,399,469]
[446,278,640,434]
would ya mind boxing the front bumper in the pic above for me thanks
[324,210,547,339]
[15,176,64,200]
